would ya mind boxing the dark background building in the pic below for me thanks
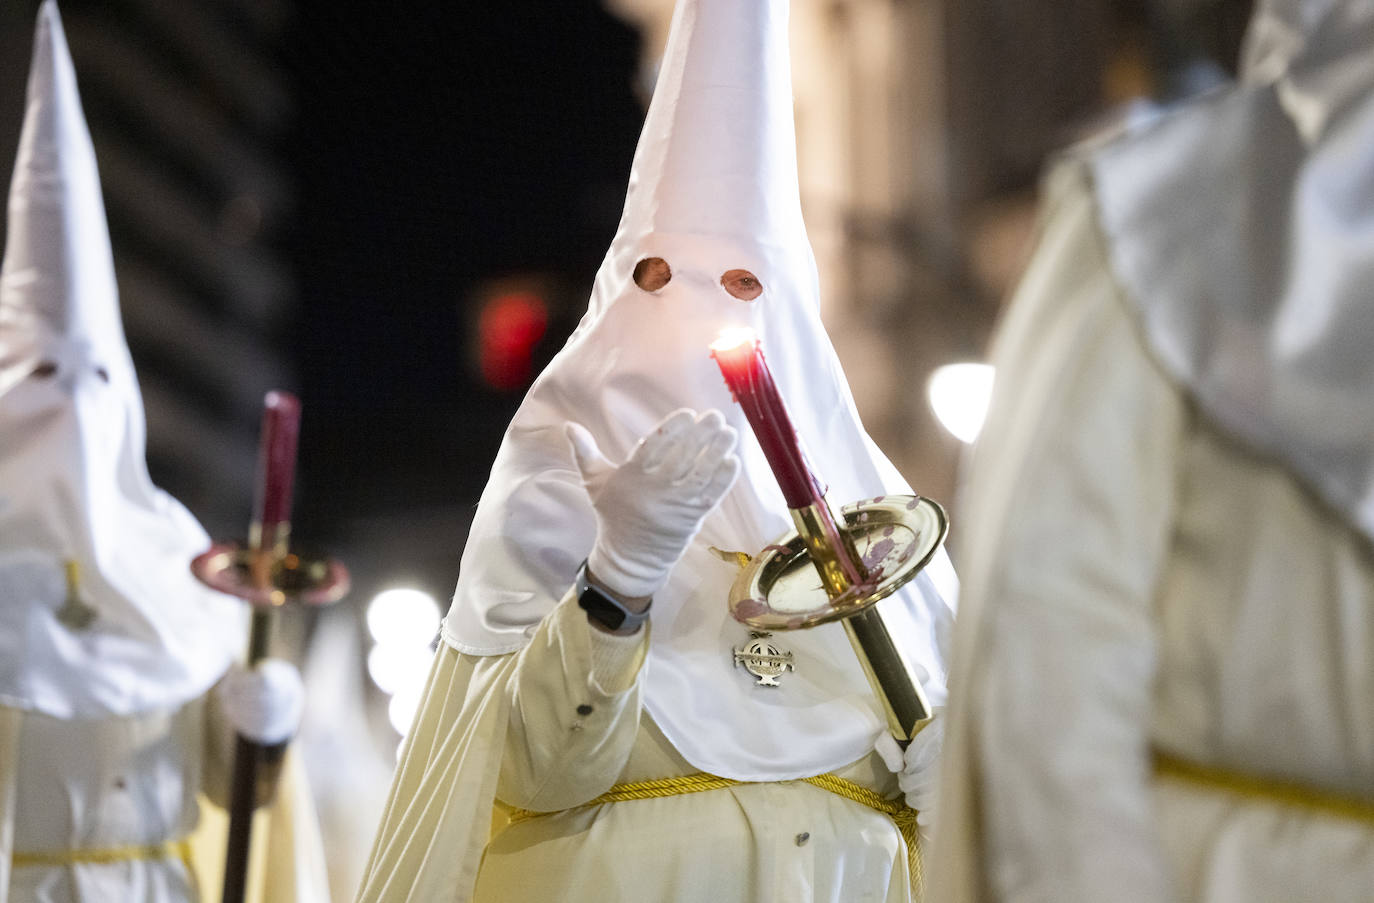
[284,1,642,609]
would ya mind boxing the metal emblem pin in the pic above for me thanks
[733,631,795,687]
[56,558,97,631]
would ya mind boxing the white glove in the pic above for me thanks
[568,408,741,599]
[217,658,305,745]
[876,708,945,839]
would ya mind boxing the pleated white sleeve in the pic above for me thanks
[497,591,650,811]
[355,589,648,903]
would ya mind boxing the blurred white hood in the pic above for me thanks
[0,1,241,719]
[1092,0,1374,542]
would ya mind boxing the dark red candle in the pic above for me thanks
[710,329,824,508]
[252,390,301,531]
[711,330,873,594]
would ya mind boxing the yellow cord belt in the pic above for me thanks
[507,772,923,897]
[1154,748,1374,827]
[11,837,195,869]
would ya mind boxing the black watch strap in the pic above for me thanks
[575,560,651,631]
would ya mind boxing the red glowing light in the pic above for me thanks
[478,292,549,390]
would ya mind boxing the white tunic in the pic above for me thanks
[5,702,204,903]
[358,592,915,903]
[0,693,330,903]
[932,158,1374,903]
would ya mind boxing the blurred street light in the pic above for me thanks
[928,362,995,444]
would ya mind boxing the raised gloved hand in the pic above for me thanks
[216,658,305,745]
[567,408,741,599]
[876,707,945,839]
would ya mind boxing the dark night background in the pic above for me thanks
[284,3,644,545]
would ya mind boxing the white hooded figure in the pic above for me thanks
[933,1,1374,901]
[355,1,956,901]
[0,5,326,902]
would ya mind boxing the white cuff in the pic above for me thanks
[586,619,649,695]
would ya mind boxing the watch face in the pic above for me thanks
[575,561,648,630]
[579,585,627,629]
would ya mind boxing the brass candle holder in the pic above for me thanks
[190,537,349,613]
[727,493,948,744]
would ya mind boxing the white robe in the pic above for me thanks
[931,158,1374,903]
[357,591,915,903]
[0,689,331,903]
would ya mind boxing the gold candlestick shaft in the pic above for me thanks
[791,499,933,744]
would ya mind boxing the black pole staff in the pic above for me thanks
[225,390,298,903]
[191,391,348,903]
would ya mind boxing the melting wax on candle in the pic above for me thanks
[710,329,822,508]
[711,329,873,593]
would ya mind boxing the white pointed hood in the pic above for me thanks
[0,1,241,719]
[1091,0,1374,542]
[443,0,956,781]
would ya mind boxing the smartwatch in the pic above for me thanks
[575,560,651,631]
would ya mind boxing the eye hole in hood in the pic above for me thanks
[25,357,112,387]
[633,257,672,292]
[720,269,763,301]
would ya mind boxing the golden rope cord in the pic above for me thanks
[12,838,195,868]
[506,771,923,897]
[1153,749,1374,826]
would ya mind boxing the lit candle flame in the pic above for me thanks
[710,327,758,353]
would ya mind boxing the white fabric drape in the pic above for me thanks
[931,158,1374,903]
[1091,0,1374,544]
